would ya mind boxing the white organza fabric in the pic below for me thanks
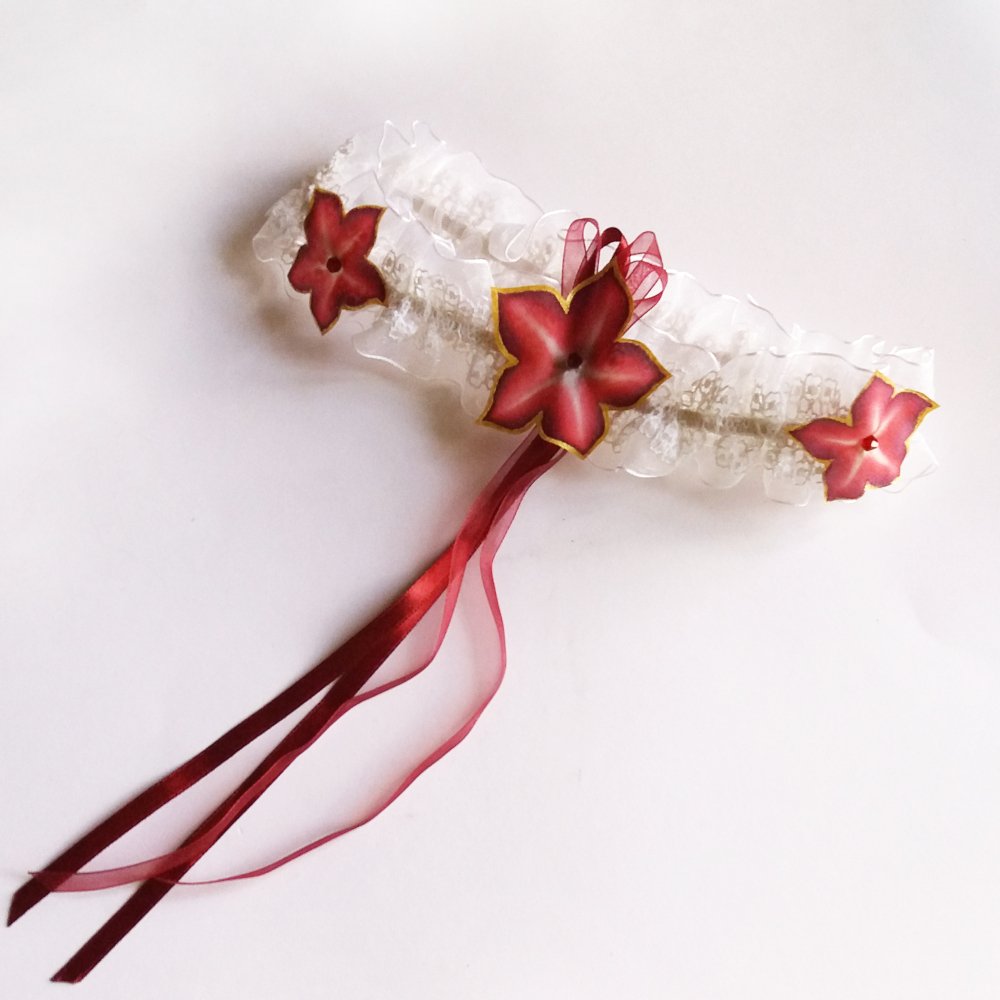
[254,123,936,505]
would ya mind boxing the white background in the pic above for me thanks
[2,2,998,997]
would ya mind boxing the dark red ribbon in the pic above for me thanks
[11,216,661,984]
[9,433,562,982]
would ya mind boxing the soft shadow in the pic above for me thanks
[219,178,362,372]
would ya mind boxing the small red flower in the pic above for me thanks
[789,373,937,501]
[481,264,670,457]
[288,190,386,332]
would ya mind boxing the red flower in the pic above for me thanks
[481,264,669,457]
[288,190,386,332]
[789,373,937,501]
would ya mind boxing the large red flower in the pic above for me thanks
[789,373,937,501]
[288,190,386,332]
[481,264,670,456]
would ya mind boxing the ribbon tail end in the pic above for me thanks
[50,964,86,985]
[8,879,46,926]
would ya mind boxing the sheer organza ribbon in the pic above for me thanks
[560,217,667,320]
[8,433,562,983]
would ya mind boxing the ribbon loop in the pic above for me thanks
[561,217,668,321]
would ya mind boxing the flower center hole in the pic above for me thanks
[564,352,584,371]
[861,434,879,451]
[325,256,343,274]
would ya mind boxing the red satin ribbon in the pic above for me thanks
[560,217,668,322]
[9,433,562,983]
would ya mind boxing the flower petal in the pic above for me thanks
[585,341,667,408]
[823,451,872,501]
[540,377,606,455]
[303,190,346,252]
[309,279,344,331]
[877,390,934,450]
[336,257,386,308]
[337,205,384,260]
[859,444,905,489]
[288,243,327,293]
[483,362,559,431]
[496,287,572,369]
[566,264,632,358]
[850,374,894,434]
[789,419,862,460]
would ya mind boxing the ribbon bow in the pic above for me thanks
[560,217,668,322]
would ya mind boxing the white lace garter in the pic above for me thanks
[254,123,937,504]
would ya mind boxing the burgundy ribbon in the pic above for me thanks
[11,217,660,983]
[560,218,668,320]
[9,433,562,982]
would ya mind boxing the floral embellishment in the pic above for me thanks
[481,263,670,457]
[788,373,937,501]
[288,190,386,332]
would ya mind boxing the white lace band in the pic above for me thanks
[254,122,937,505]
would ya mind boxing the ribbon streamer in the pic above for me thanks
[9,433,562,982]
